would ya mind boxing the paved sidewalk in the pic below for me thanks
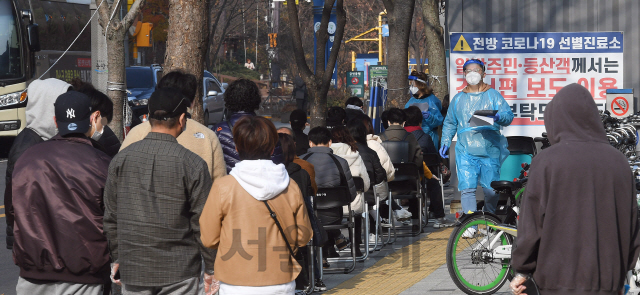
[318,185,511,295]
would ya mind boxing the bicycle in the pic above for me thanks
[446,134,550,295]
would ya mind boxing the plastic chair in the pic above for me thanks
[351,177,371,261]
[381,140,410,164]
[315,186,357,274]
[386,163,423,243]
[423,153,443,226]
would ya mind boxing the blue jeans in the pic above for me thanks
[461,187,498,214]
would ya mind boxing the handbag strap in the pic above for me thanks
[327,154,348,188]
[263,200,296,258]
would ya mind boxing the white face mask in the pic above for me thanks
[409,86,419,95]
[465,72,482,86]
[91,115,104,141]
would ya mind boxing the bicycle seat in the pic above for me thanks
[491,180,514,191]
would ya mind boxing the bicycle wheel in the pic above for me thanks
[446,213,513,295]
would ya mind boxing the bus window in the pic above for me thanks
[0,0,22,80]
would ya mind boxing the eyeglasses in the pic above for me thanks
[464,69,483,73]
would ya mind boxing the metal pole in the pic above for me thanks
[378,13,382,65]
[255,2,260,65]
[242,0,246,63]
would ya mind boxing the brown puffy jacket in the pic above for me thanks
[200,174,312,287]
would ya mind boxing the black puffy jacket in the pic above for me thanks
[356,142,387,186]
[212,111,283,173]
[97,126,121,157]
[4,127,43,249]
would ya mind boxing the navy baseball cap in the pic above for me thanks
[54,91,92,136]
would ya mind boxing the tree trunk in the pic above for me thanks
[422,0,448,104]
[98,0,146,141]
[382,0,415,108]
[106,33,126,141]
[286,0,345,128]
[164,0,208,125]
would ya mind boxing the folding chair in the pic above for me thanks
[351,177,372,261]
[315,186,357,274]
[386,163,423,243]
[367,181,387,252]
[423,153,444,227]
[295,243,315,294]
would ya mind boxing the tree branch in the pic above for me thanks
[315,0,335,81]
[286,0,313,77]
[323,0,345,86]
[97,0,111,30]
[123,0,147,29]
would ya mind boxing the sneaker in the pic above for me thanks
[334,235,351,251]
[314,279,327,292]
[462,227,477,238]
[433,217,456,228]
[394,208,412,221]
[402,219,412,226]
[369,233,378,244]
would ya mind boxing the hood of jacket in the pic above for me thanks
[367,134,382,143]
[230,159,290,201]
[26,78,72,140]
[294,77,305,88]
[544,83,608,145]
[330,142,360,166]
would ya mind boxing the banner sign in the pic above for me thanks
[347,71,365,97]
[449,32,624,137]
[369,65,388,87]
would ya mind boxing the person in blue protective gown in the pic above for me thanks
[404,71,444,147]
[440,59,514,218]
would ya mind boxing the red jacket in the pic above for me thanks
[12,134,112,284]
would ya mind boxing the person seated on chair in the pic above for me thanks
[379,107,423,228]
[404,106,454,228]
[300,127,357,268]
[344,97,365,123]
[329,126,370,257]
[347,115,389,249]
[326,106,347,130]
[289,109,310,156]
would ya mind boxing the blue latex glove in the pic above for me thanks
[439,145,449,159]
[421,111,430,119]
[488,113,500,122]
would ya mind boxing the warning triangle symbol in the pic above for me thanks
[453,35,472,51]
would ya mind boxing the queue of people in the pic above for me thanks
[2,68,457,294]
[6,57,639,295]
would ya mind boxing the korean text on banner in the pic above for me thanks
[449,32,624,138]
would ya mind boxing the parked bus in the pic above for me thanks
[0,0,90,137]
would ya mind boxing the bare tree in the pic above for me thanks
[286,0,346,127]
[206,0,253,70]
[421,0,448,102]
[164,0,209,124]
[409,3,427,73]
[98,0,147,141]
[381,0,415,108]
